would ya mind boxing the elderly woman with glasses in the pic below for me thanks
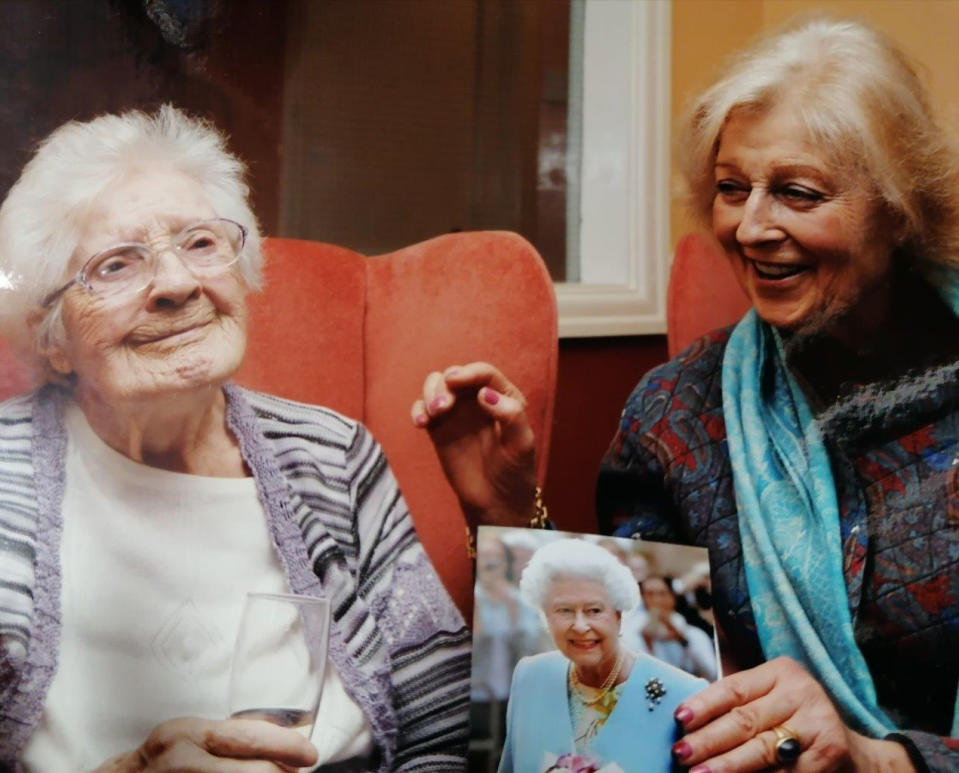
[497,539,705,773]
[0,106,470,772]
[417,17,958,773]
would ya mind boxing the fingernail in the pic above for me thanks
[482,388,500,406]
[428,396,447,413]
[674,705,693,725]
[445,367,460,377]
[414,413,429,427]
[671,741,692,761]
[690,767,711,773]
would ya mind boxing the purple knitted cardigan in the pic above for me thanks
[0,384,470,771]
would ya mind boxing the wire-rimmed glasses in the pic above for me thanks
[41,217,247,307]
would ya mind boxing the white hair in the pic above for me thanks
[679,17,959,268]
[0,105,263,376]
[519,538,639,613]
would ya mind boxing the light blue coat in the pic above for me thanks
[498,651,706,773]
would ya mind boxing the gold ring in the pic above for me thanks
[772,724,801,764]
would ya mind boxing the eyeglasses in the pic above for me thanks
[41,218,247,307]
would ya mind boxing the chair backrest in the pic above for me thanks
[667,232,751,358]
[0,231,558,617]
[237,231,558,615]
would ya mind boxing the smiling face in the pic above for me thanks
[712,104,896,336]
[544,576,621,675]
[45,166,249,407]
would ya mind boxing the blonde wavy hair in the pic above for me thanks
[678,17,959,268]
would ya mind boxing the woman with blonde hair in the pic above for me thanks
[417,17,959,772]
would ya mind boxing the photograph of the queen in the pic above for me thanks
[497,538,707,773]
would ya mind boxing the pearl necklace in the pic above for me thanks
[568,649,626,705]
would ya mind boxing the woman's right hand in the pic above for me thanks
[671,657,916,773]
[93,717,318,772]
[411,362,537,528]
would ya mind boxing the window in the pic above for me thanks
[279,0,670,336]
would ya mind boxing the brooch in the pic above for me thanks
[645,677,667,711]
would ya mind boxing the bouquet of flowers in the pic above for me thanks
[541,752,624,773]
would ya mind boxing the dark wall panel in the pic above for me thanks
[546,335,669,535]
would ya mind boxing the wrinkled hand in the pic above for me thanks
[411,362,536,527]
[93,717,319,772]
[671,657,915,772]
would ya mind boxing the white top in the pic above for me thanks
[22,402,373,771]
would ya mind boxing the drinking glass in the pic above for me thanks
[228,592,331,737]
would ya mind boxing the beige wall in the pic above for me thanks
[670,0,959,244]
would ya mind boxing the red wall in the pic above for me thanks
[545,335,669,534]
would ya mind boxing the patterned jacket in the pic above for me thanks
[597,328,959,773]
[0,384,471,772]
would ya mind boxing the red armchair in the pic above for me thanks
[667,232,750,357]
[239,231,557,615]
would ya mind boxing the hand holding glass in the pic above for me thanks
[228,592,331,737]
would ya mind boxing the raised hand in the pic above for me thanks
[411,362,537,527]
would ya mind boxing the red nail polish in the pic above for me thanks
[428,396,446,413]
[482,388,500,405]
[671,741,692,761]
[674,706,693,725]
[414,413,428,427]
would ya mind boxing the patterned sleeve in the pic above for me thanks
[345,423,472,772]
[595,330,735,549]
[890,731,957,773]
[596,364,688,541]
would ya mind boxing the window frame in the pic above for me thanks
[558,0,671,337]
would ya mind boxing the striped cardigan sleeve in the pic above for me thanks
[0,395,37,682]
[343,423,471,771]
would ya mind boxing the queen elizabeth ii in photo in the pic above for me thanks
[497,538,707,773]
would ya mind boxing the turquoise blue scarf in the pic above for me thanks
[721,264,959,737]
